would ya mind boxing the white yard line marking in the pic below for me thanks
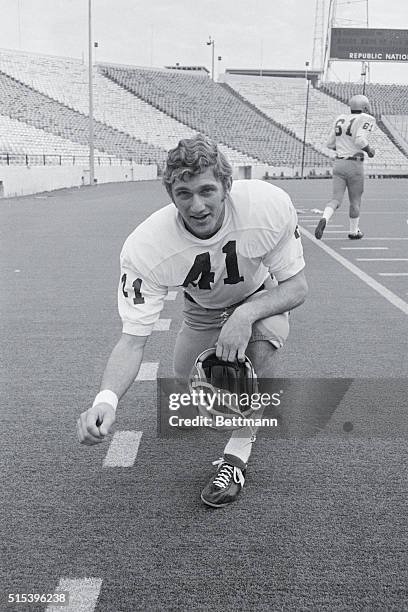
[356,258,408,262]
[46,578,102,612]
[341,247,389,250]
[103,431,143,467]
[306,224,344,228]
[325,237,408,241]
[323,230,348,233]
[165,291,178,300]
[136,362,159,381]
[153,319,171,331]
[378,273,408,277]
[299,226,408,316]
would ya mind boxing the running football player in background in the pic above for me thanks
[315,94,376,240]
[77,134,308,507]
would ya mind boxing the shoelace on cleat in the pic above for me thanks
[212,459,245,489]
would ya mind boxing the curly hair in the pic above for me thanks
[163,134,233,197]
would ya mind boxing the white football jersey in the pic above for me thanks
[327,112,376,158]
[118,180,305,336]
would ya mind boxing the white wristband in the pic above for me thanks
[92,389,118,411]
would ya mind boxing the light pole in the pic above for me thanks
[361,62,367,95]
[217,55,222,81]
[206,36,215,81]
[301,61,310,179]
[88,0,95,185]
[206,37,216,138]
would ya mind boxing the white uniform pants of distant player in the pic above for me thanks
[331,158,365,220]
[172,283,289,466]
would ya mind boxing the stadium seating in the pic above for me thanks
[225,74,408,168]
[0,47,405,172]
[381,115,408,156]
[0,49,257,166]
[99,64,329,167]
[321,82,408,117]
[0,70,166,164]
[0,113,107,162]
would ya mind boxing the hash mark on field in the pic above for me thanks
[357,258,408,262]
[103,431,143,467]
[46,578,102,611]
[153,319,171,331]
[136,362,159,380]
[299,226,408,316]
[341,247,389,250]
[378,273,408,277]
[306,224,344,229]
[165,291,178,300]
[326,237,408,241]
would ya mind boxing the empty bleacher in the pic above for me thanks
[99,64,329,167]
[0,70,166,165]
[225,74,408,168]
[320,82,408,117]
[1,47,405,174]
[0,49,257,167]
[0,113,107,163]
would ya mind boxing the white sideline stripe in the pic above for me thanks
[299,226,408,316]
[153,319,171,331]
[324,230,348,233]
[136,362,159,381]
[378,273,408,276]
[103,431,143,467]
[357,258,408,262]
[46,578,102,612]
[341,247,389,250]
[165,291,178,300]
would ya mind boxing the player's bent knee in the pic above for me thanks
[251,312,289,350]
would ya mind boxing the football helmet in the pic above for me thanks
[349,94,371,113]
[189,347,258,429]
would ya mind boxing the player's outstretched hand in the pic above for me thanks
[77,403,116,445]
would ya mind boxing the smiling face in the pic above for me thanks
[171,167,230,239]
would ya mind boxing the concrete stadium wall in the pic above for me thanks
[0,164,157,198]
[248,164,332,179]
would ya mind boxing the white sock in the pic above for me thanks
[223,427,255,465]
[349,217,359,234]
[322,206,335,222]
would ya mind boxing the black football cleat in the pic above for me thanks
[201,457,246,508]
[348,230,364,240]
[314,218,326,240]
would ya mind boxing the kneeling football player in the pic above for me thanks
[77,134,308,507]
